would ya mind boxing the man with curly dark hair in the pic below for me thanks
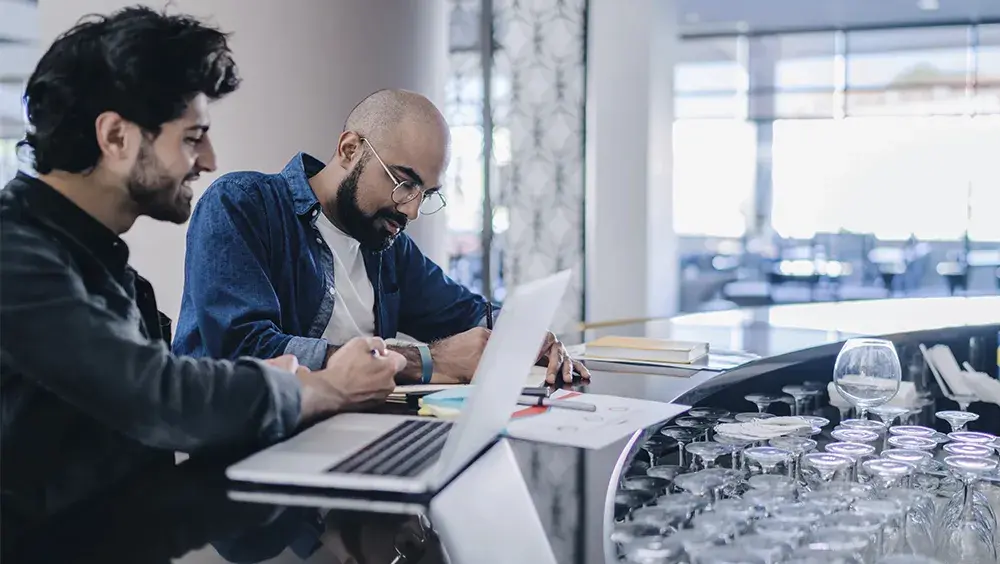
[0,6,405,525]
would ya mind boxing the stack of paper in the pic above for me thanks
[585,336,708,364]
[419,387,691,450]
[714,416,813,441]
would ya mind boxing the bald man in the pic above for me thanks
[174,89,589,386]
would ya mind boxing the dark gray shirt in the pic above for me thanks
[0,173,302,526]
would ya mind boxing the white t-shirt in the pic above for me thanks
[315,212,376,345]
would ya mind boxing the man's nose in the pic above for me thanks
[399,196,421,221]
[197,135,218,173]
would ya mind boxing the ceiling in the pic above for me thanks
[677,0,1000,36]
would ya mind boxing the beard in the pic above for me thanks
[334,158,409,252]
[127,139,196,224]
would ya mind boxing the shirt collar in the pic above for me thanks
[280,152,325,218]
[9,172,131,271]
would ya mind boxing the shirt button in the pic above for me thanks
[312,209,319,217]
[329,287,336,296]
[315,237,322,244]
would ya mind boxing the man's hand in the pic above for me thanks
[428,327,491,384]
[296,336,406,423]
[535,332,591,384]
[263,354,310,378]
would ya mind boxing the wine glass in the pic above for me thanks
[744,446,794,475]
[870,405,910,429]
[685,441,730,470]
[833,338,902,420]
[937,456,999,562]
[660,426,700,467]
[688,407,730,421]
[947,431,996,446]
[801,452,854,486]
[745,393,786,414]
[935,410,979,433]
[782,385,815,417]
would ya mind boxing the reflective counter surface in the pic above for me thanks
[3,297,998,564]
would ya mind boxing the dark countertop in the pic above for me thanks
[4,296,998,564]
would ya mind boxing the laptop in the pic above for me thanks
[225,270,572,494]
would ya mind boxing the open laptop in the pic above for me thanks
[226,270,571,495]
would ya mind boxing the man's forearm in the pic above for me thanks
[325,344,422,383]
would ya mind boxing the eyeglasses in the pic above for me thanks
[360,137,446,215]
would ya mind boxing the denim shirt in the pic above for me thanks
[174,153,492,370]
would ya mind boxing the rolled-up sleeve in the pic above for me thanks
[0,224,302,452]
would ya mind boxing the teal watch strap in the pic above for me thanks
[416,344,433,384]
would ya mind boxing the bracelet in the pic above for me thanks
[416,344,433,384]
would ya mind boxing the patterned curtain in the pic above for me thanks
[493,0,587,340]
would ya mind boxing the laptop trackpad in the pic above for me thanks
[272,417,397,455]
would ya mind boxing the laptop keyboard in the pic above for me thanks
[327,419,452,477]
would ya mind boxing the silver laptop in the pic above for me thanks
[226,270,571,494]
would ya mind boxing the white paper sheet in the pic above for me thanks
[504,389,690,450]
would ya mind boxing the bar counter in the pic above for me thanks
[3,296,998,564]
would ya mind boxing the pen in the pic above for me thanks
[517,395,597,412]
[485,301,494,331]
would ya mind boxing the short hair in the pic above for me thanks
[21,6,241,174]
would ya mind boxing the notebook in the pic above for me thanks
[584,336,709,364]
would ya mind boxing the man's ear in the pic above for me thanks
[94,111,138,163]
[335,131,363,170]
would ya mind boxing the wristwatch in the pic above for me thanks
[416,343,433,384]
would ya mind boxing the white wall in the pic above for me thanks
[585,0,678,333]
[38,0,449,321]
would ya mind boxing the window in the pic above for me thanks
[674,37,747,119]
[750,32,839,119]
[846,27,970,116]
[672,119,756,237]
[976,25,1000,114]
[772,116,1000,241]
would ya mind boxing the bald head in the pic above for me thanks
[344,89,449,149]
[317,89,451,251]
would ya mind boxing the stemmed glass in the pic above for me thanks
[745,393,787,414]
[685,441,730,470]
[937,456,999,561]
[660,426,700,468]
[881,449,933,487]
[947,431,996,446]
[782,385,813,416]
[833,338,902,420]
[831,428,881,447]
[802,380,827,413]
[943,441,995,458]
[801,452,854,486]
[735,412,776,422]
[673,470,727,506]
[714,433,753,472]
[870,405,910,429]
[935,410,979,433]
[639,434,675,467]
[688,407,730,421]
[886,435,937,452]
[770,436,817,483]
[620,536,686,564]
[743,446,794,476]
[861,459,915,495]
[825,442,876,481]
[675,416,712,441]
[889,426,935,438]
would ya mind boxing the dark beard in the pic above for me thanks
[127,139,194,224]
[334,158,409,252]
